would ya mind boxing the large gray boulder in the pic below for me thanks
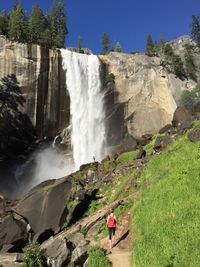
[0,214,27,252]
[188,128,200,142]
[44,236,70,267]
[172,106,191,127]
[15,177,72,240]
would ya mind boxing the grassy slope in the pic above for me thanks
[132,124,200,267]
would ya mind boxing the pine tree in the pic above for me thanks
[158,34,165,45]
[191,15,200,47]
[184,44,197,81]
[0,10,9,36]
[77,36,83,49]
[49,0,68,48]
[114,41,122,52]
[28,5,45,44]
[8,3,27,42]
[101,33,111,54]
[145,34,155,56]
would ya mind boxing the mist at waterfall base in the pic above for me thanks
[14,144,74,197]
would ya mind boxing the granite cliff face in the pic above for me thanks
[0,35,198,142]
[0,36,69,138]
[100,43,197,139]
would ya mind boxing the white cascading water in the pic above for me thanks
[61,49,107,170]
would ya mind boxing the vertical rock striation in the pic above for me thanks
[0,36,69,138]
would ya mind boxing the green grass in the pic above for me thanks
[132,132,200,267]
[116,150,138,168]
[88,246,112,267]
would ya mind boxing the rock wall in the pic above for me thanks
[100,51,196,139]
[0,36,70,138]
[0,35,198,141]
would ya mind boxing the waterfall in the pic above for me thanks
[61,50,107,170]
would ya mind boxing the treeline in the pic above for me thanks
[143,14,200,81]
[0,0,67,48]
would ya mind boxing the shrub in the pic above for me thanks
[105,73,115,85]
[88,246,112,267]
[181,83,200,109]
[22,242,47,267]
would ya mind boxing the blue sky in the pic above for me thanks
[0,0,199,54]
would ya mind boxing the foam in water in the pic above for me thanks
[61,49,107,169]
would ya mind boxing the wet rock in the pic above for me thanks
[188,128,200,142]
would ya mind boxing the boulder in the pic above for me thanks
[193,101,200,113]
[43,236,70,267]
[134,149,146,160]
[0,214,27,252]
[0,253,23,267]
[177,117,193,132]
[159,124,173,134]
[110,135,137,158]
[138,134,153,146]
[68,233,88,248]
[172,106,191,127]
[71,245,88,266]
[188,128,200,142]
[153,136,173,151]
[15,177,72,241]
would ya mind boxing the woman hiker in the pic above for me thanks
[107,210,117,249]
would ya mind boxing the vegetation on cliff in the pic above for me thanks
[0,74,35,161]
[0,0,67,48]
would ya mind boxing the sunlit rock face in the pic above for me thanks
[0,35,69,138]
[100,51,196,138]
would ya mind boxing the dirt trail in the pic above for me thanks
[100,210,133,267]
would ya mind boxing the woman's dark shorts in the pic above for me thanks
[108,227,116,240]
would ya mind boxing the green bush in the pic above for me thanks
[22,242,47,267]
[88,246,112,267]
[181,83,200,109]
[105,73,115,85]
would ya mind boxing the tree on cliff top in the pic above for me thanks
[145,34,155,56]
[8,3,27,41]
[48,0,68,48]
[114,41,122,52]
[28,5,46,44]
[0,10,9,36]
[101,33,112,54]
[191,15,200,47]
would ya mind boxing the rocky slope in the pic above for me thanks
[0,104,200,266]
